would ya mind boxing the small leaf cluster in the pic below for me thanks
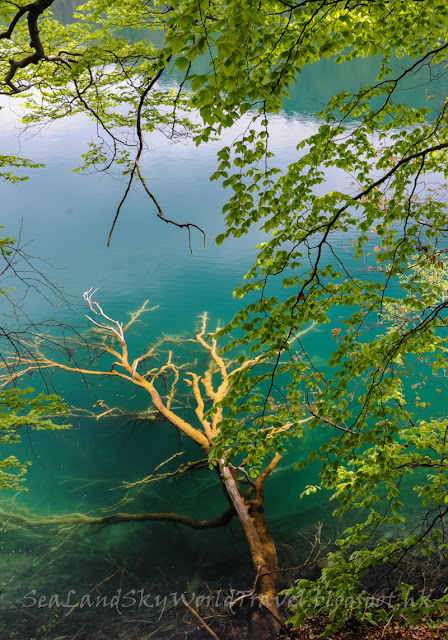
[0,387,69,492]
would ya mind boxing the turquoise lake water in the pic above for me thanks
[0,53,442,636]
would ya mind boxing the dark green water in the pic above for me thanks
[0,55,441,637]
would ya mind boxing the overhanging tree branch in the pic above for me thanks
[106,66,206,251]
[1,0,80,94]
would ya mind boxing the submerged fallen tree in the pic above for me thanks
[0,291,318,640]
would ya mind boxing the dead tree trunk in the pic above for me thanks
[0,294,317,638]
[220,457,283,639]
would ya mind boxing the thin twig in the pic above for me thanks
[183,601,221,640]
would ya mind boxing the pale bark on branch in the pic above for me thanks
[0,292,319,637]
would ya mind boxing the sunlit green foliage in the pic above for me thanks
[2,0,448,632]
[0,388,69,491]
[0,153,44,183]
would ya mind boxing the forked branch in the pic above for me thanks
[1,0,81,94]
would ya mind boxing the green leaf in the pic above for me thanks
[174,56,190,72]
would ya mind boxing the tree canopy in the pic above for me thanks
[2,0,448,636]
